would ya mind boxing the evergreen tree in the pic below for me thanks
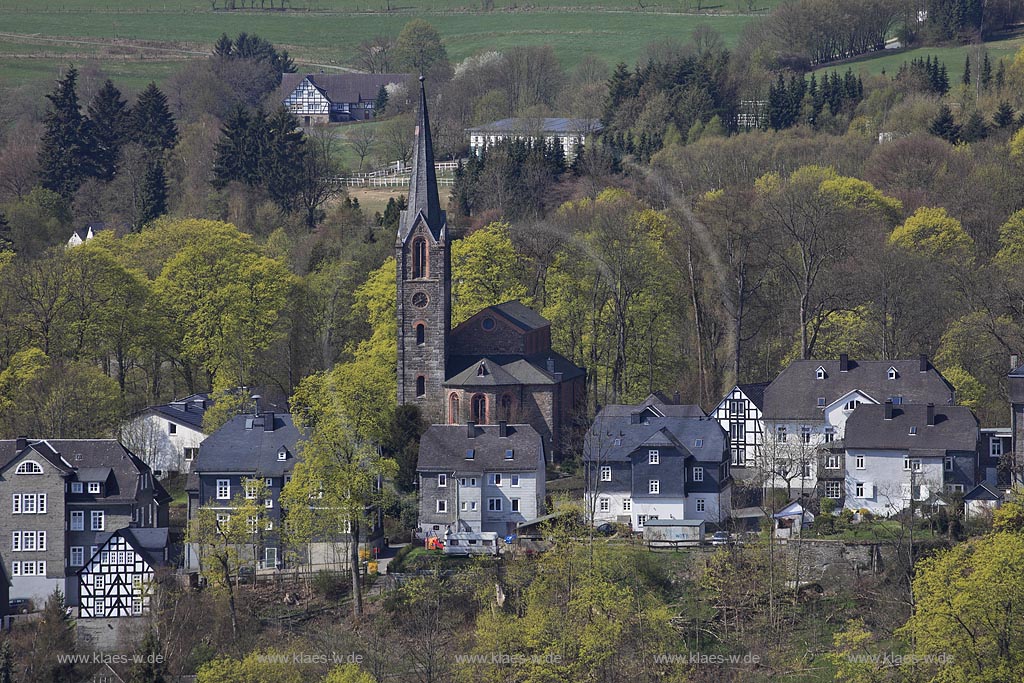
[212,106,254,188]
[0,640,14,683]
[960,110,988,142]
[127,627,167,683]
[993,101,1016,128]
[87,79,131,182]
[38,65,96,198]
[35,588,77,682]
[996,59,1006,90]
[603,62,634,125]
[261,107,306,212]
[929,104,960,143]
[375,84,389,116]
[980,52,992,89]
[938,63,950,94]
[132,82,178,153]
[962,54,971,85]
[0,211,12,252]
[213,32,233,58]
[138,161,168,229]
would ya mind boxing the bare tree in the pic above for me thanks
[299,126,343,229]
[379,115,414,166]
[356,36,396,73]
[347,125,377,172]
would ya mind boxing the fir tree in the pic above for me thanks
[980,52,992,89]
[603,62,634,125]
[962,54,971,86]
[213,32,233,58]
[87,79,131,182]
[36,588,77,682]
[929,104,960,144]
[261,107,306,212]
[960,110,988,142]
[993,101,1017,128]
[132,82,178,153]
[375,84,389,115]
[996,60,1006,90]
[38,65,96,198]
[938,63,950,94]
[138,161,168,229]
[212,106,254,188]
[127,628,167,683]
[0,211,11,252]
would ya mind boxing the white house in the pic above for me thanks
[120,394,211,477]
[279,73,409,125]
[78,528,167,618]
[67,224,101,247]
[467,117,603,159]
[711,382,768,478]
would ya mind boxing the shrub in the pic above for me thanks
[312,570,348,601]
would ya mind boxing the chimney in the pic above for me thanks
[466,421,476,438]
[926,403,935,426]
[630,412,641,425]
[1012,354,1019,371]
[498,420,508,438]
[919,354,928,372]
[15,436,27,450]
[251,394,262,414]
[546,357,555,374]
[673,391,681,405]
[839,353,849,372]
[883,399,894,420]
[263,412,275,432]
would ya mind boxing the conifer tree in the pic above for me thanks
[87,79,131,181]
[960,110,988,142]
[0,640,14,683]
[38,65,96,198]
[0,211,12,252]
[962,54,971,85]
[980,52,992,89]
[213,32,233,58]
[375,84,389,115]
[132,82,178,154]
[127,627,167,683]
[993,101,1017,128]
[212,106,253,188]
[138,161,168,229]
[929,104,960,144]
[996,60,1006,90]
[261,107,306,212]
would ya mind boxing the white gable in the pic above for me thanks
[283,77,330,116]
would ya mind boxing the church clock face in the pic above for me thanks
[412,291,429,308]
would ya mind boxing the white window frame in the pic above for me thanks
[598,498,610,512]
[216,479,231,500]
[693,467,704,482]
[855,455,865,470]
[71,511,84,531]
[436,500,447,513]
[825,481,841,499]
[511,498,520,513]
[623,499,632,511]
[600,466,611,482]
[488,498,502,512]
[815,366,826,380]
[944,456,953,471]
[912,459,922,472]
[824,427,835,443]
[695,498,706,512]
[649,479,660,495]
[22,494,35,514]
[510,474,520,487]
[991,438,1004,458]
[15,461,43,475]
[265,498,274,509]
[88,482,101,494]
[855,482,865,497]
[775,426,787,442]
[91,510,104,531]
[904,457,911,471]
[648,449,660,464]
[887,367,898,380]
[438,473,447,488]
[800,426,812,444]
[491,473,503,487]
[11,494,20,514]
[70,546,84,566]
[826,454,840,469]
[71,482,83,493]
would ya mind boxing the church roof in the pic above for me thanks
[397,76,445,244]
[488,301,550,331]
[446,359,522,387]
[446,352,585,387]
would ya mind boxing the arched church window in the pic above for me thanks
[449,394,460,424]
[415,323,425,346]
[416,376,426,398]
[472,394,487,424]
[412,238,428,278]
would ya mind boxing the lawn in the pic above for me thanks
[0,2,763,89]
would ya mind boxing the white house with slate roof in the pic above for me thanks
[584,394,731,530]
[121,393,212,477]
[78,528,169,618]
[279,73,409,124]
[416,422,546,538]
[467,117,603,158]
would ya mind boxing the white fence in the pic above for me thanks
[334,159,463,187]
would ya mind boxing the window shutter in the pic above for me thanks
[39,531,46,551]
[12,494,19,514]
[38,494,46,513]
[864,482,874,498]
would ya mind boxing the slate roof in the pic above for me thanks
[143,393,212,431]
[467,117,603,135]
[584,408,727,463]
[964,483,1002,501]
[488,301,550,332]
[89,528,170,569]
[280,72,409,106]
[737,382,770,410]
[599,393,705,418]
[763,358,955,421]
[193,413,305,477]
[0,439,168,503]
[417,423,545,473]
[398,77,445,244]
[844,404,978,453]
[446,351,585,386]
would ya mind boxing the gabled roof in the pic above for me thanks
[417,423,545,473]
[844,404,978,453]
[964,483,1002,501]
[488,301,550,332]
[398,77,445,244]
[446,358,522,387]
[84,528,170,571]
[280,72,409,106]
[446,351,585,387]
[141,393,212,431]
[194,413,304,477]
[584,406,727,464]
[467,117,603,135]
[763,358,955,421]
[598,393,705,418]
[736,382,770,410]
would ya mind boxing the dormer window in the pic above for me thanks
[466,449,475,460]
[694,439,703,448]
[887,366,898,380]
[817,397,826,407]
[648,449,660,464]
[477,363,488,377]
[88,482,100,494]
[15,461,43,475]
[505,449,514,460]
[815,366,826,380]
[278,449,287,461]
[909,426,918,435]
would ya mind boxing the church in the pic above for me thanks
[395,78,586,456]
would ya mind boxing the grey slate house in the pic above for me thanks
[186,411,384,570]
[416,422,546,538]
[0,438,170,609]
[584,395,732,530]
[843,402,978,514]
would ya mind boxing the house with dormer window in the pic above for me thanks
[584,394,731,530]
[121,393,212,477]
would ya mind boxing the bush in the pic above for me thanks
[312,570,348,601]
[387,542,419,573]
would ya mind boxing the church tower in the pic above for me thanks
[396,76,450,421]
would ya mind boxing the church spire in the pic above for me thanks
[398,76,444,242]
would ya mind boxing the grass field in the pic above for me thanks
[0,0,766,89]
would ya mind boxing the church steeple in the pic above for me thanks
[398,76,445,243]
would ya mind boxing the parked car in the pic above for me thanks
[710,531,730,546]
[8,598,32,614]
[595,522,617,536]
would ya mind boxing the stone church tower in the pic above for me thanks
[396,77,450,422]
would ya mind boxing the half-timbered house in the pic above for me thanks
[280,73,409,125]
[78,528,168,618]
